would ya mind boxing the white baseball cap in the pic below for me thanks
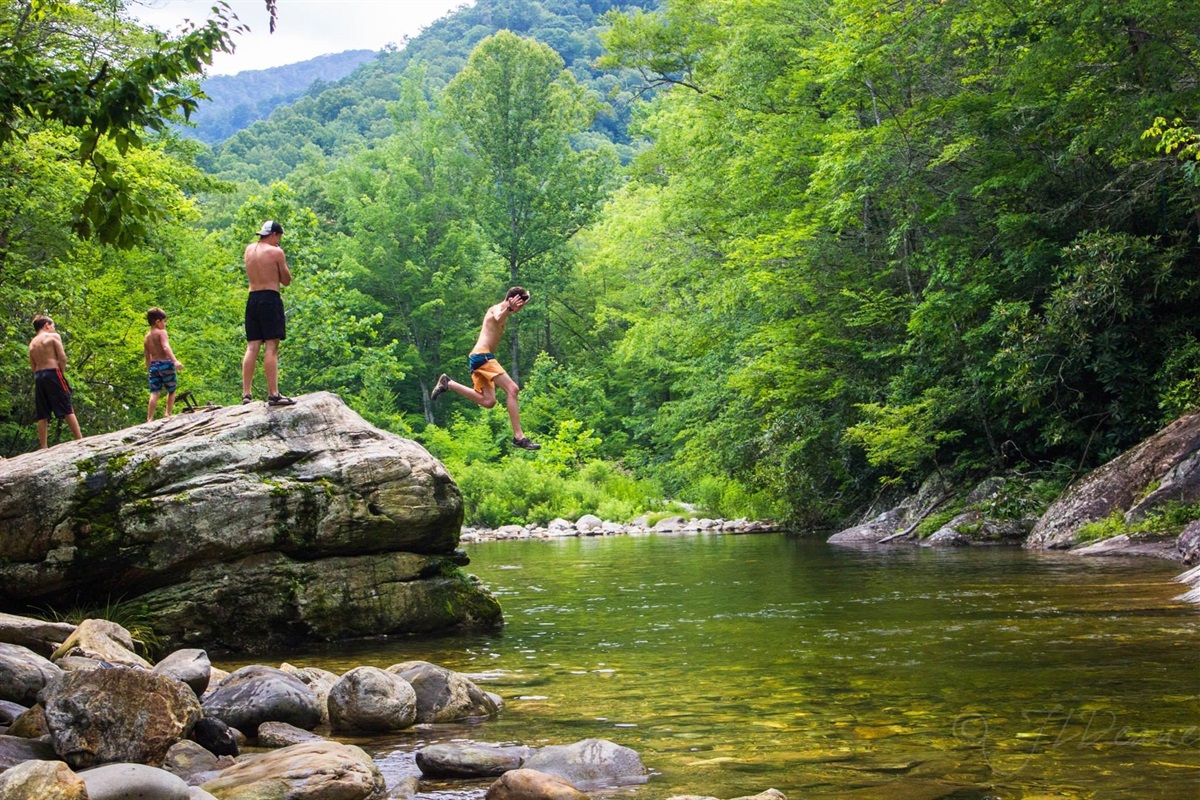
[257,220,283,237]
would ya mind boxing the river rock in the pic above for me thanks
[200,740,385,799]
[520,739,648,790]
[328,666,416,733]
[1178,521,1200,564]
[79,763,190,800]
[201,666,320,736]
[386,660,499,722]
[0,759,86,800]
[256,721,324,747]
[279,664,338,726]
[8,704,48,738]
[41,666,202,768]
[0,701,24,727]
[50,619,150,669]
[162,739,226,783]
[416,742,533,778]
[0,392,501,654]
[922,528,970,547]
[1029,412,1200,548]
[486,769,589,800]
[189,717,239,758]
[0,642,62,706]
[0,613,75,658]
[0,733,57,770]
[154,649,211,696]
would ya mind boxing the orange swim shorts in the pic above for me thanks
[470,353,508,392]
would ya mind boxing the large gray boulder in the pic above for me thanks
[153,649,211,696]
[0,392,501,652]
[386,660,499,722]
[327,666,416,733]
[41,666,202,769]
[1029,412,1200,549]
[200,665,320,736]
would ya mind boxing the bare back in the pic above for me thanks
[29,331,65,372]
[244,240,292,292]
[144,328,173,365]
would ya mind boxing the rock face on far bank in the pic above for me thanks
[0,392,500,652]
[1028,412,1200,549]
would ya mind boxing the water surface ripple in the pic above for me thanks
[230,534,1200,800]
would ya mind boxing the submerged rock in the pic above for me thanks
[0,392,501,652]
[520,739,648,791]
[416,743,533,778]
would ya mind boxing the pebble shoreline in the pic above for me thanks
[460,514,782,543]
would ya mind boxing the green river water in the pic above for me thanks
[227,533,1200,800]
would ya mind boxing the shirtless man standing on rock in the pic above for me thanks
[28,315,83,449]
[430,287,540,450]
[242,220,295,407]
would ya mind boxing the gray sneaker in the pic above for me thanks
[430,374,450,401]
[512,436,541,451]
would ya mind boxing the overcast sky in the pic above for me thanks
[130,0,472,76]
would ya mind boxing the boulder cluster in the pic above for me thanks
[0,612,779,800]
[462,514,780,543]
[0,392,501,654]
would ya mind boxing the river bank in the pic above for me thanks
[460,514,782,543]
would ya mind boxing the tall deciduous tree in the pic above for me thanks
[0,0,241,247]
[442,30,614,381]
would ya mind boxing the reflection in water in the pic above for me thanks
[224,535,1200,799]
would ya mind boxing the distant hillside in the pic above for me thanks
[202,0,660,183]
[185,50,377,145]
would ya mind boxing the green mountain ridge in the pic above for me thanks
[184,50,377,145]
[201,0,659,183]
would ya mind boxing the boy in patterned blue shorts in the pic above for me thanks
[144,307,182,422]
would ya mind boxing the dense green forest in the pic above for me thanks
[2,0,1199,530]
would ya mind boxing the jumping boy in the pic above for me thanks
[144,307,182,422]
[28,315,83,449]
[430,287,540,450]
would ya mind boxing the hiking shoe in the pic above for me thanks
[430,373,451,401]
[267,394,296,407]
[241,394,253,405]
[512,436,541,451]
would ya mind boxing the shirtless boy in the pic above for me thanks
[431,287,540,450]
[28,315,83,449]
[144,307,182,422]
[242,220,295,406]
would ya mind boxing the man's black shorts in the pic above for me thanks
[245,290,286,342]
[34,368,74,420]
